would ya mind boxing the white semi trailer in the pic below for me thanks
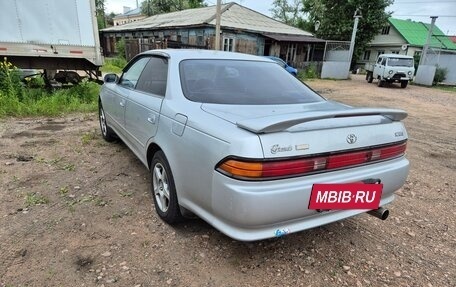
[0,0,103,85]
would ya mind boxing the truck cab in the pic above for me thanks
[365,54,415,88]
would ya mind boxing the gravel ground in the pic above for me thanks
[0,74,455,286]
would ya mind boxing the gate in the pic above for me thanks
[321,41,351,79]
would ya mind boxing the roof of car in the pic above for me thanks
[140,49,275,62]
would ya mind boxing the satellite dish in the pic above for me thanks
[401,44,408,51]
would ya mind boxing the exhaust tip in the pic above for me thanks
[367,207,389,220]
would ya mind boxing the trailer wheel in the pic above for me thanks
[367,72,373,83]
[401,80,408,88]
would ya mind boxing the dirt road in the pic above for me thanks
[1,75,455,286]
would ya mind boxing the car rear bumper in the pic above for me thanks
[206,157,409,241]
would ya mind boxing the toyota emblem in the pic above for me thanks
[346,134,357,144]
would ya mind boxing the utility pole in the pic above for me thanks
[215,0,221,50]
[347,8,362,70]
[420,16,438,66]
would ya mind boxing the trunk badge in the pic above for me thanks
[346,134,357,144]
[295,144,310,151]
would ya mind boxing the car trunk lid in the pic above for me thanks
[202,102,408,159]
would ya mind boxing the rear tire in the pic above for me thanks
[99,103,117,142]
[367,72,373,83]
[401,80,408,88]
[377,78,384,87]
[151,151,183,224]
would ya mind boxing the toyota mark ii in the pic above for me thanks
[99,49,409,241]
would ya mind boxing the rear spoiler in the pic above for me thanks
[236,108,407,134]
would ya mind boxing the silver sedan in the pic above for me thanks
[99,49,409,241]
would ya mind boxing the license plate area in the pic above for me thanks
[309,179,383,210]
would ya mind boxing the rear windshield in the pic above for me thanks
[387,58,414,67]
[179,60,324,105]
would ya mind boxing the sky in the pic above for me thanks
[105,0,456,35]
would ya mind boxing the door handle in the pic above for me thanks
[119,101,125,107]
[147,114,156,124]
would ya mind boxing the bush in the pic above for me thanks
[297,63,319,81]
[0,58,100,117]
[433,66,448,85]
[116,38,126,59]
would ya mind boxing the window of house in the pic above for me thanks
[223,37,235,52]
[391,50,400,54]
[377,50,385,58]
[381,26,390,35]
[363,50,371,61]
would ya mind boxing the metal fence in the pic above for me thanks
[416,46,456,85]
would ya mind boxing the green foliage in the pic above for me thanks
[116,38,126,59]
[101,57,127,74]
[141,0,206,16]
[297,63,319,80]
[96,0,106,29]
[304,64,318,79]
[270,0,304,27]
[0,57,24,100]
[433,66,448,85]
[0,59,100,118]
[303,0,393,67]
[25,192,49,207]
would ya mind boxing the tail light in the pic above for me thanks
[217,141,407,180]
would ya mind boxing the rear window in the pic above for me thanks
[179,60,324,105]
[387,58,414,67]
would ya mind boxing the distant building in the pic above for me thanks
[360,18,456,64]
[113,6,146,26]
[101,2,325,67]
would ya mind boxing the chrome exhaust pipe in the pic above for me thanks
[367,207,389,220]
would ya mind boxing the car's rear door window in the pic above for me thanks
[136,57,168,96]
[179,60,324,105]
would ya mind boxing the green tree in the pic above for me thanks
[95,0,106,29]
[270,0,304,27]
[302,0,393,67]
[141,0,206,16]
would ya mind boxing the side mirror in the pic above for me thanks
[104,73,118,83]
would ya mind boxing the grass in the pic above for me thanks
[0,81,100,117]
[100,57,127,74]
[81,130,98,145]
[0,58,100,118]
[433,85,456,93]
[25,192,49,207]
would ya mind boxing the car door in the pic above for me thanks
[110,57,150,134]
[373,56,384,78]
[124,56,169,160]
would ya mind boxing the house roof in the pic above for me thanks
[103,2,313,37]
[389,18,456,50]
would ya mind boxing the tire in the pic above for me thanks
[401,80,408,88]
[377,78,384,87]
[99,102,117,142]
[151,151,183,224]
[367,72,373,83]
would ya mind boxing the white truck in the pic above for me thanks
[365,54,415,88]
[0,0,103,85]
